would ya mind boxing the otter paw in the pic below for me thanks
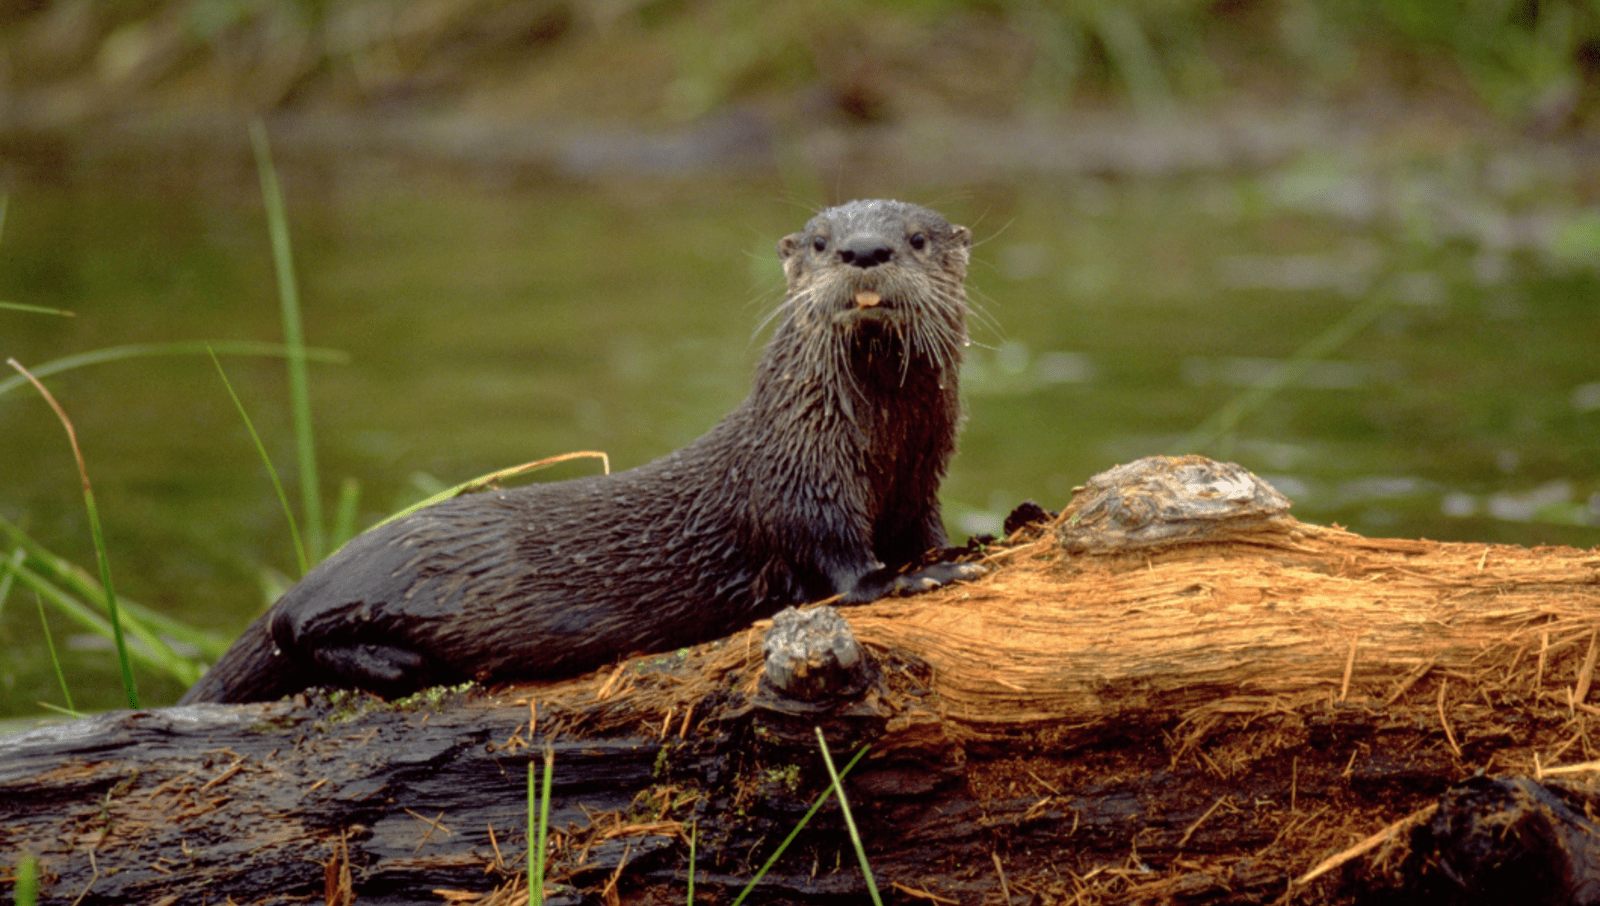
[312,642,426,691]
[842,561,986,604]
[889,561,987,596]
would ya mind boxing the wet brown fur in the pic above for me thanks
[180,199,973,704]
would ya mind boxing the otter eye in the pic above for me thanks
[908,232,927,251]
[811,235,827,253]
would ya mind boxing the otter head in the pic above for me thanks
[776,199,972,378]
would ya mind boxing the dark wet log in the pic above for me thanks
[0,692,668,905]
[1391,776,1600,905]
[4,457,1600,905]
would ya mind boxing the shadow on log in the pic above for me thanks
[4,456,1600,905]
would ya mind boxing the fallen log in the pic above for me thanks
[3,456,1599,905]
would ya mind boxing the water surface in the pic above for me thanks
[2,143,1596,717]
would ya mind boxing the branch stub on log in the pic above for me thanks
[1059,454,1293,552]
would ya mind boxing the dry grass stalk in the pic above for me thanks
[1575,631,1599,706]
[1339,636,1359,702]
[889,880,960,903]
[991,851,1011,903]
[1177,796,1233,847]
[1436,680,1462,758]
[1539,760,1600,776]
[322,829,353,906]
[1294,803,1439,887]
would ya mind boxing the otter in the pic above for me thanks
[179,199,979,705]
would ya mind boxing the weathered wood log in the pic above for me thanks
[4,457,1599,905]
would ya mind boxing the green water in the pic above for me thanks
[2,145,1597,718]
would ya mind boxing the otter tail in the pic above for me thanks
[177,611,300,705]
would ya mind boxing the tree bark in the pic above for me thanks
[4,458,1599,905]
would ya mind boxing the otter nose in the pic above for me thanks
[839,235,894,269]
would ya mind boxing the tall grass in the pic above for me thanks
[368,452,610,534]
[0,131,350,713]
[6,360,139,708]
[250,120,325,568]
[520,740,869,906]
[0,345,337,710]
[2,121,613,715]
[0,514,221,677]
[0,301,74,316]
[0,548,18,619]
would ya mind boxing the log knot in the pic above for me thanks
[1059,455,1293,553]
[761,605,874,703]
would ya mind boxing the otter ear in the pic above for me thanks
[946,225,973,271]
[778,233,801,260]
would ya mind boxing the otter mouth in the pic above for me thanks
[825,282,903,327]
[840,290,899,327]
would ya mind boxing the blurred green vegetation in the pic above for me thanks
[2,0,1598,127]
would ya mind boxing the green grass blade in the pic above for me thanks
[0,301,75,316]
[1170,289,1393,458]
[1092,5,1172,115]
[730,743,870,906]
[7,359,139,708]
[369,452,610,535]
[68,453,137,706]
[14,854,37,906]
[36,593,76,715]
[209,347,309,576]
[250,120,325,565]
[687,819,697,905]
[815,728,881,906]
[0,515,226,660]
[0,546,22,620]
[6,560,198,684]
[7,563,126,646]
[530,744,554,906]
[537,765,544,902]
[0,341,348,400]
